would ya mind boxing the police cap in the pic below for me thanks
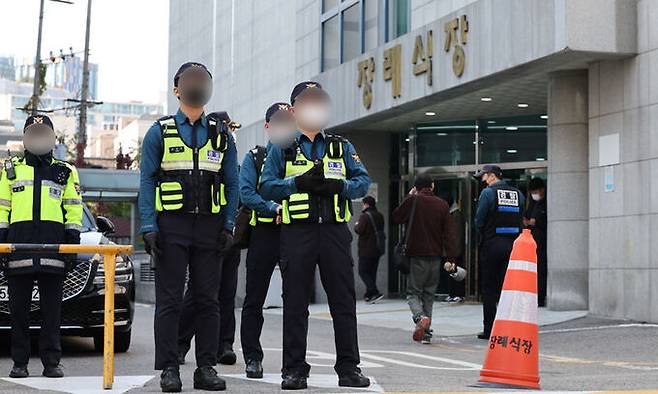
[290,81,328,105]
[474,164,503,178]
[174,62,212,87]
[265,102,291,122]
[23,115,54,133]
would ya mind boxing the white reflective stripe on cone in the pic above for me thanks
[507,260,537,273]
[495,290,538,324]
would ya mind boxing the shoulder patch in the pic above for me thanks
[351,153,361,163]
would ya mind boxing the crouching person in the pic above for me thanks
[0,115,83,378]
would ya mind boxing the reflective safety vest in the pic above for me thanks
[0,155,83,275]
[281,135,352,224]
[483,181,523,240]
[156,116,228,214]
[248,145,275,226]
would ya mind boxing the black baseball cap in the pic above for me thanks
[265,102,291,122]
[23,115,54,133]
[174,62,212,87]
[474,164,503,178]
[290,81,329,105]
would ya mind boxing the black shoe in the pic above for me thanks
[218,348,237,366]
[369,293,384,303]
[477,331,491,340]
[42,365,64,378]
[245,359,263,379]
[338,370,370,388]
[9,364,28,378]
[281,374,307,390]
[160,367,182,393]
[193,366,226,391]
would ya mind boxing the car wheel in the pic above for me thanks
[93,329,131,353]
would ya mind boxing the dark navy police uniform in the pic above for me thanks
[475,178,525,336]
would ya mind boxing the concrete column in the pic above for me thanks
[547,70,589,311]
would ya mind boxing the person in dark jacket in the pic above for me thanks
[393,174,457,344]
[439,193,465,303]
[354,195,385,303]
[524,177,547,307]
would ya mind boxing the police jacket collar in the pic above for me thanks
[23,151,53,167]
[296,129,326,143]
[175,108,207,127]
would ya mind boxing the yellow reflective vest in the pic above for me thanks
[0,154,83,275]
[281,135,352,224]
[156,116,227,214]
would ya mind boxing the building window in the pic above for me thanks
[342,4,361,63]
[321,0,409,71]
[386,0,409,41]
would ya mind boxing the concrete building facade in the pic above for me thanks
[168,0,658,322]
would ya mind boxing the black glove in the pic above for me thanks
[217,229,234,253]
[313,178,345,197]
[64,229,81,270]
[143,232,162,256]
[294,161,324,192]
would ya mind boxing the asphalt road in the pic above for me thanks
[0,303,657,393]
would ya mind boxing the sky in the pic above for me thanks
[0,0,169,106]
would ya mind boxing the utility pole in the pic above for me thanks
[76,0,92,168]
[30,0,46,115]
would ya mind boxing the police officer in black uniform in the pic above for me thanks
[139,62,239,392]
[474,165,525,340]
[524,177,547,307]
[260,82,371,390]
[240,102,295,379]
[178,112,242,367]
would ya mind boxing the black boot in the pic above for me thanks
[160,367,182,393]
[338,370,370,388]
[477,330,491,340]
[9,364,28,378]
[42,365,64,378]
[245,359,263,379]
[193,366,226,391]
[281,374,307,390]
[217,346,237,366]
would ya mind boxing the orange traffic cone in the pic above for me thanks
[477,229,540,389]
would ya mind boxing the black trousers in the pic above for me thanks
[179,246,240,355]
[480,237,515,334]
[281,223,360,377]
[154,213,221,370]
[240,225,280,363]
[8,273,64,368]
[357,256,380,298]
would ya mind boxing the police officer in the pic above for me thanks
[139,62,238,392]
[260,82,371,390]
[474,164,525,340]
[0,115,83,378]
[240,102,295,379]
[178,112,241,367]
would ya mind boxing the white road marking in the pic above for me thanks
[260,348,383,368]
[360,350,481,370]
[539,323,658,334]
[224,373,383,392]
[2,375,154,394]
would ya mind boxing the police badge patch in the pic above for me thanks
[207,150,221,163]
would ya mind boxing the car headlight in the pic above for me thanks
[94,255,134,286]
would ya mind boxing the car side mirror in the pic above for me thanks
[96,216,116,235]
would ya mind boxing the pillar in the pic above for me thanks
[547,70,589,310]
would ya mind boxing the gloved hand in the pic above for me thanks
[294,161,324,192]
[313,178,345,197]
[217,229,234,254]
[143,232,162,256]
